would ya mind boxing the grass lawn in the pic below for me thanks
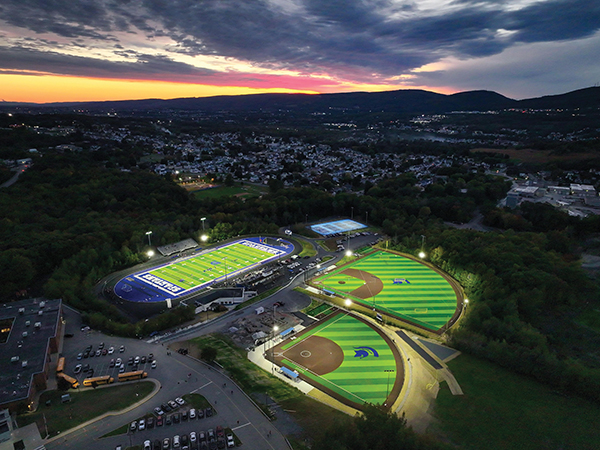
[433,354,600,450]
[188,334,348,445]
[234,286,281,310]
[296,237,317,257]
[193,183,267,199]
[18,381,154,437]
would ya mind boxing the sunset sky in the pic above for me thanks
[1,0,599,103]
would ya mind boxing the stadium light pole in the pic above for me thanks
[384,369,395,405]
[271,325,279,373]
[365,211,368,226]
[201,217,206,231]
[146,231,153,246]
[351,206,354,221]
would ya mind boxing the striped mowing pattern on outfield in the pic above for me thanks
[316,251,458,331]
[134,240,281,295]
[283,313,397,406]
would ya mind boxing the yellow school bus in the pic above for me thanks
[57,373,79,389]
[82,375,114,387]
[56,356,65,374]
[118,370,148,382]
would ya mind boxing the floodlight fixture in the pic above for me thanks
[147,250,155,258]
[345,299,352,307]
[418,251,426,259]
[201,234,208,242]
[345,249,352,257]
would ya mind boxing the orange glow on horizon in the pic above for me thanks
[0,73,454,104]
[0,74,321,103]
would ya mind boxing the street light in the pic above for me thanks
[419,234,426,259]
[147,250,154,258]
[345,298,352,308]
[345,249,352,258]
[418,251,426,259]
[201,217,206,231]
[146,230,153,246]
[200,234,208,242]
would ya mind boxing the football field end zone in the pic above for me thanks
[113,236,294,304]
[269,310,404,411]
[311,250,463,334]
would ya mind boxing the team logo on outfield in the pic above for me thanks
[353,346,379,359]
[393,278,410,284]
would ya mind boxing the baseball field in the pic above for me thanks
[313,250,460,331]
[271,311,402,409]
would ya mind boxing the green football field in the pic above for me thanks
[281,312,398,406]
[315,250,459,331]
[138,240,279,293]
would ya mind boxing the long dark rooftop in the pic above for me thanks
[0,298,61,407]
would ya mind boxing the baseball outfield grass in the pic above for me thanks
[281,312,398,406]
[315,250,459,331]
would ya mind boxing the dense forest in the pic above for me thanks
[1,146,600,402]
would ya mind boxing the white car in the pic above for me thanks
[175,397,185,406]
[108,346,115,354]
[143,440,151,450]
[189,408,196,419]
[173,435,180,448]
[151,360,157,369]
[138,419,145,430]
[226,434,235,448]
[74,364,82,374]
[190,431,197,443]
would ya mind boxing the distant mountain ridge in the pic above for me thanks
[3,86,600,115]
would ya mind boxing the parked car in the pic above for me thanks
[162,438,170,449]
[175,397,185,406]
[119,345,125,353]
[189,408,196,419]
[130,421,137,432]
[138,419,145,430]
[108,346,115,354]
[154,407,164,416]
[165,415,172,426]
[156,415,163,427]
[226,434,234,448]
[151,360,157,369]
[173,412,181,423]
[168,400,178,410]
[143,440,151,450]
[109,359,115,368]
[205,407,213,417]
[74,364,82,374]
[147,417,154,428]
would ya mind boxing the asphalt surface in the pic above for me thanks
[44,231,380,450]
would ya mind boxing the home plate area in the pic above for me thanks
[274,335,344,376]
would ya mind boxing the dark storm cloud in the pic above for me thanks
[0,45,214,79]
[0,0,599,85]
